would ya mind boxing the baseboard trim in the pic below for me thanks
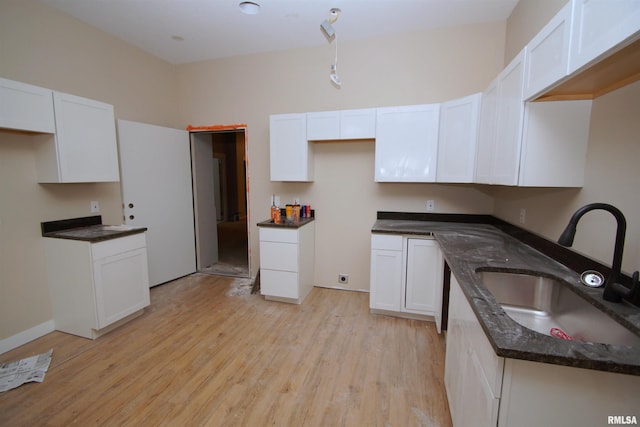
[0,320,55,355]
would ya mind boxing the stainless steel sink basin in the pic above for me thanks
[477,271,640,348]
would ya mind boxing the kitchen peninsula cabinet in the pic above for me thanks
[436,93,481,183]
[44,233,150,339]
[306,108,376,141]
[370,234,444,328]
[269,113,313,181]
[258,220,315,304]
[374,104,440,182]
[33,92,120,183]
[445,274,640,427]
[0,78,55,134]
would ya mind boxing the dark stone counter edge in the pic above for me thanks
[41,215,148,243]
[374,212,640,376]
[376,211,633,287]
[257,217,315,229]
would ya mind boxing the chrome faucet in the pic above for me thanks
[558,203,640,306]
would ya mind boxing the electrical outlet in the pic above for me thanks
[338,274,349,284]
[91,201,100,213]
[427,200,435,212]
[519,208,526,224]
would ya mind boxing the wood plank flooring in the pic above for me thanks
[0,274,452,427]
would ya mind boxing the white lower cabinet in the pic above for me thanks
[44,233,151,339]
[370,234,444,328]
[445,274,640,427]
[259,222,315,304]
[445,275,501,427]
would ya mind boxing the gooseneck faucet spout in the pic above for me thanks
[558,203,640,306]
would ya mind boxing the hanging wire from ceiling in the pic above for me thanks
[320,8,342,87]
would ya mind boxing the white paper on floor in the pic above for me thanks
[0,349,53,392]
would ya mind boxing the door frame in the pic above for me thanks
[189,124,252,278]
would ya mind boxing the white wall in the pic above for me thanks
[0,0,178,341]
[177,24,505,290]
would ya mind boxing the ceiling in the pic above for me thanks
[40,0,519,65]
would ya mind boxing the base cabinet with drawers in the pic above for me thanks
[369,233,444,330]
[44,233,150,339]
[259,221,315,304]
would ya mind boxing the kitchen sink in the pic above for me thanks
[477,271,640,349]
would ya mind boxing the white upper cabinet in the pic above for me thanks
[0,78,55,133]
[523,3,572,101]
[270,113,313,181]
[519,99,592,187]
[306,110,340,140]
[475,78,499,185]
[306,108,376,141]
[493,49,526,186]
[437,93,481,183]
[34,92,120,183]
[375,104,440,182]
[340,108,376,139]
[569,0,640,74]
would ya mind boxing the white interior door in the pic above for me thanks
[117,120,196,286]
[191,132,219,270]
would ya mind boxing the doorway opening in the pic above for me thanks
[190,128,250,278]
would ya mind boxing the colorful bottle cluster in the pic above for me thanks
[270,196,311,224]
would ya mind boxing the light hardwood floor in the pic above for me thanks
[0,274,452,426]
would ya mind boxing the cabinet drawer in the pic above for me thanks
[259,227,298,243]
[91,233,147,260]
[260,241,298,271]
[371,233,403,251]
[260,269,299,299]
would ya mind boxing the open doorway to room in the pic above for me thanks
[190,128,250,278]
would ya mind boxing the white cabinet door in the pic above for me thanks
[0,78,55,133]
[307,110,340,140]
[437,93,481,183]
[370,234,404,311]
[270,113,313,181]
[34,92,119,183]
[475,78,499,184]
[493,49,526,186]
[523,3,571,100]
[445,275,502,427]
[307,108,376,140]
[369,248,403,311]
[404,239,444,323]
[340,108,376,139]
[375,104,440,182]
[569,0,640,74]
[93,246,150,328]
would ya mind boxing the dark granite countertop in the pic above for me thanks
[257,217,315,229]
[42,215,147,243]
[373,216,640,376]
